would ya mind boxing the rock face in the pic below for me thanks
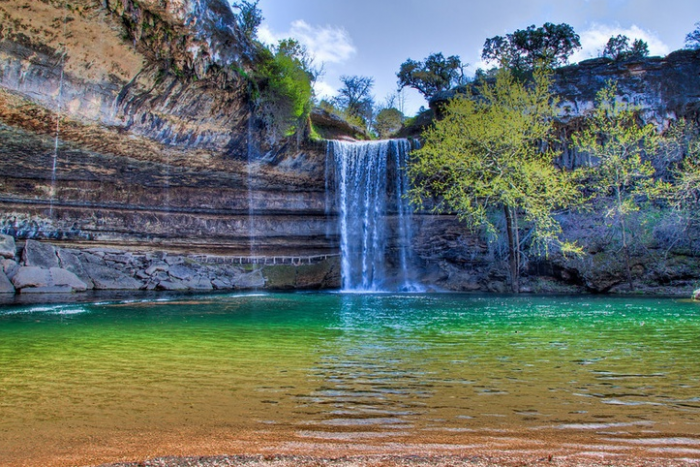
[0,0,334,263]
[432,50,700,125]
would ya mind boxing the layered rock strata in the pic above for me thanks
[0,0,340,293]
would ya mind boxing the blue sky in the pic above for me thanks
[250,0,698,115]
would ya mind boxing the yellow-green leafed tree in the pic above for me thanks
[410,69,581,293]
[572,81,662,291]
[668,120,700,224]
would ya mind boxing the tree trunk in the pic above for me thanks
[616,189,635,292]
[504,205,520,294]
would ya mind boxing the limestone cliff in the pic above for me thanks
[432,50,700,124]
[0,0,339,292]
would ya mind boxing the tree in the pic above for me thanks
[335,75,375,129]
[232,0,263,40]
[373,107,403,138]
[602,35,649,60]
[397,53,466,99]
[482,22,581,73]
[666,119,700,224]
[686,22,700,49]
[410,69,581,293]
[572,82,662,291]
[256,38,314,144]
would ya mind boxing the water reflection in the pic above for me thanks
[1,293,700,464]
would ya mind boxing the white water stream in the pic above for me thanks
[328,139,423,292]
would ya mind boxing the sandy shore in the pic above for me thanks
[100,454,699,467]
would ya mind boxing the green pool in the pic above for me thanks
[1,293,700,465]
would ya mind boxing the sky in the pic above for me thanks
[248,0,698,116]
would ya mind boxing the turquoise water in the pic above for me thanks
[1,293,700,464]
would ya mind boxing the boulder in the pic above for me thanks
[0,234,16,259]
[185,277,214,291]
[85,263,143,290]
[157,279,190,291]
[10,265,90,293]
[12,266,52,289]
[168,264,197,281]
[211,278,232,290]
[56,249,95,289]
[145,264,169,275]
[2,259,19,279]
[235,269,265,289]
[49,268,89,292]
[0,270,15,293]
[22,240,60,268]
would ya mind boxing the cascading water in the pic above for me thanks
[328,139,423,292]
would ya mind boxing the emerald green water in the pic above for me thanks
[1,293,700,465]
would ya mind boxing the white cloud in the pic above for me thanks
[571,24,671,63]
[257,24,278,47]
[258,20,356,65]
[313,80,338,99]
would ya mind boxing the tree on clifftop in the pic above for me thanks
[232,0,263,41]
[686,22,700,49]
[482,22,581,73]
[602,35,649,60]
[335,75,375,130]
[409,69,582,293]
[397,53,466,99]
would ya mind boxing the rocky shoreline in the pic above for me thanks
[0,234,340,298]
[2,233,699,301]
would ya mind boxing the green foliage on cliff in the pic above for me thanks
[335,75,375,131]
[410,69,582,293]
[665,119,700,224]
[373,107,404,138]
[254,39,314,144]
[573,82,663,290]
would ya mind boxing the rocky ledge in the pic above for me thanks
[0,235,340,296]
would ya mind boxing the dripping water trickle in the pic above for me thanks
[49,2,68,218]
[247,111,256,259]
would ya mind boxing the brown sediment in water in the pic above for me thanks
[5,426,700,467]
[99,453,700,467]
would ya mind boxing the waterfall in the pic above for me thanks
[328,139,422,293]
